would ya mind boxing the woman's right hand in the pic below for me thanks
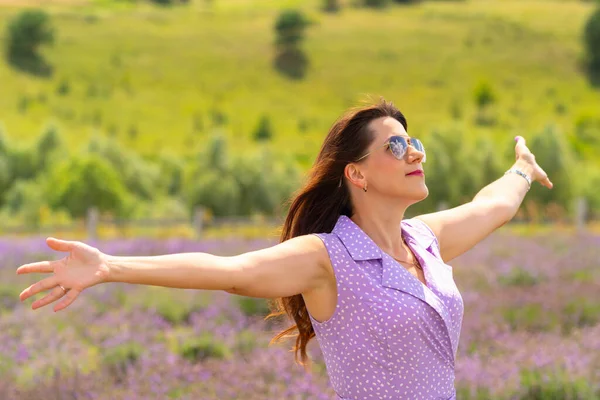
[16,237,112,312]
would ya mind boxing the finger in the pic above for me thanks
[540,176,553,189]
[54,288,81,312]
[19,276,58,302]
[32,286,67,310]
[16,260,57,275]
[514,136,528,158]
[46,237,78,253]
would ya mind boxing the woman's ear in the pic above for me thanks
[344,164,366,190]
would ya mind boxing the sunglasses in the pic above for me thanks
[355,135,426,163]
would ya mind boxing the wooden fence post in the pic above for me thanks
[574,197,587,233]
[193,207,205,239]
[87,207,99,240]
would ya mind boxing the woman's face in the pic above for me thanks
[355,116,428,203]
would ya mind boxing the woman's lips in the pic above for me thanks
[406,170,424,176]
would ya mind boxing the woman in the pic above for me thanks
[17,99,553,399]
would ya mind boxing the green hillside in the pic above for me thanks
[1,0,598,160]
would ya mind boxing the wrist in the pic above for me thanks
[512,159,535,177]
[102,254,119,283]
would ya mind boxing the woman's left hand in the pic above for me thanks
[514,136,553,189]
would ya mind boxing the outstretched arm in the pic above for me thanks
[17,234,330,312]
[415,136,553,263]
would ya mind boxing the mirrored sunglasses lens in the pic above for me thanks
[412,138,426,162]
[388,137,408,159]
[411,138,424,152]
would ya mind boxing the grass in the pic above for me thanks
[0,0,598,166]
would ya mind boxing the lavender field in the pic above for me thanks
[1,229,599,400]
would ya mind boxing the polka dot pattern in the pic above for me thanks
[309,215,464,400]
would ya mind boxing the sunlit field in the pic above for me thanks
[2,228,599,399]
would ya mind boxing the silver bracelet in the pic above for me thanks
[504,168,532,191]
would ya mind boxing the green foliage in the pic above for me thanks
[583,6,600,80]
[56,79,70,96]
[518,368,597,400]
[502,303,559,333]
[234,329,260,355]
[364,0,390,8]
[36,123,64,170]
[0,284,22,312]
[419,126,487,209]
[3,178,49,227]
[184,136,300,217]
[5,9,54,76]
[87,136,162,202]
[473,80,497,109]
[561,297,600,334]
[47,154,131,218]
[233,295,271,317]
[179,332,232,362]
[322,0,341,13]
[102,341,144,381]
[6,9,54,60]
[498,267,541,287]
[274,9,310,48]
[527,124,575,213]
[253,115,273,142]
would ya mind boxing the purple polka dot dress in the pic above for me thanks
[309,215,464,400]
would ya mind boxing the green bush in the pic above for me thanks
[502,303,560,333]
[474,80,497,109]
[234,329,260,355]
[47,154,131,218]
[233,295,271,317]
[274,10,310,48]
[519,368,597,400]
[528,124,575,215]
[179,332,232,362]
[5,9,54,61]
[102,341,144,382]
[498,267,541,287]
[253,114,273,142]
[583,6,600,76]
[322,0,341,12]
[364,0,390,8]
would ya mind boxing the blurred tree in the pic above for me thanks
[275,10,310,48]
[47,154,131,219]
[5,9,54,76]
[474,80,496,109]
[274,10,310,79]
[473,80,498,126]
[421,126,484,209]
[4,178,49,227]
[184,170,241,217]
[36,123,64,171]
[528,124,575,216]
[151,153,184,196]
[253,115,273,142]
[583,6,600,85]
[570,111,600,158]
[322,0,341,13]
[364,0,390,7]
[87,136,162,201]
[7,146,38,184]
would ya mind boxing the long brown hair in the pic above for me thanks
[265,98,408,368]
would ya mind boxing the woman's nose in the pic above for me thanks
[406,145,426,164]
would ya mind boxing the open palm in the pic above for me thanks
[17,238,111,312]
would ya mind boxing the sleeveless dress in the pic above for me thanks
[308,215,464,400]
